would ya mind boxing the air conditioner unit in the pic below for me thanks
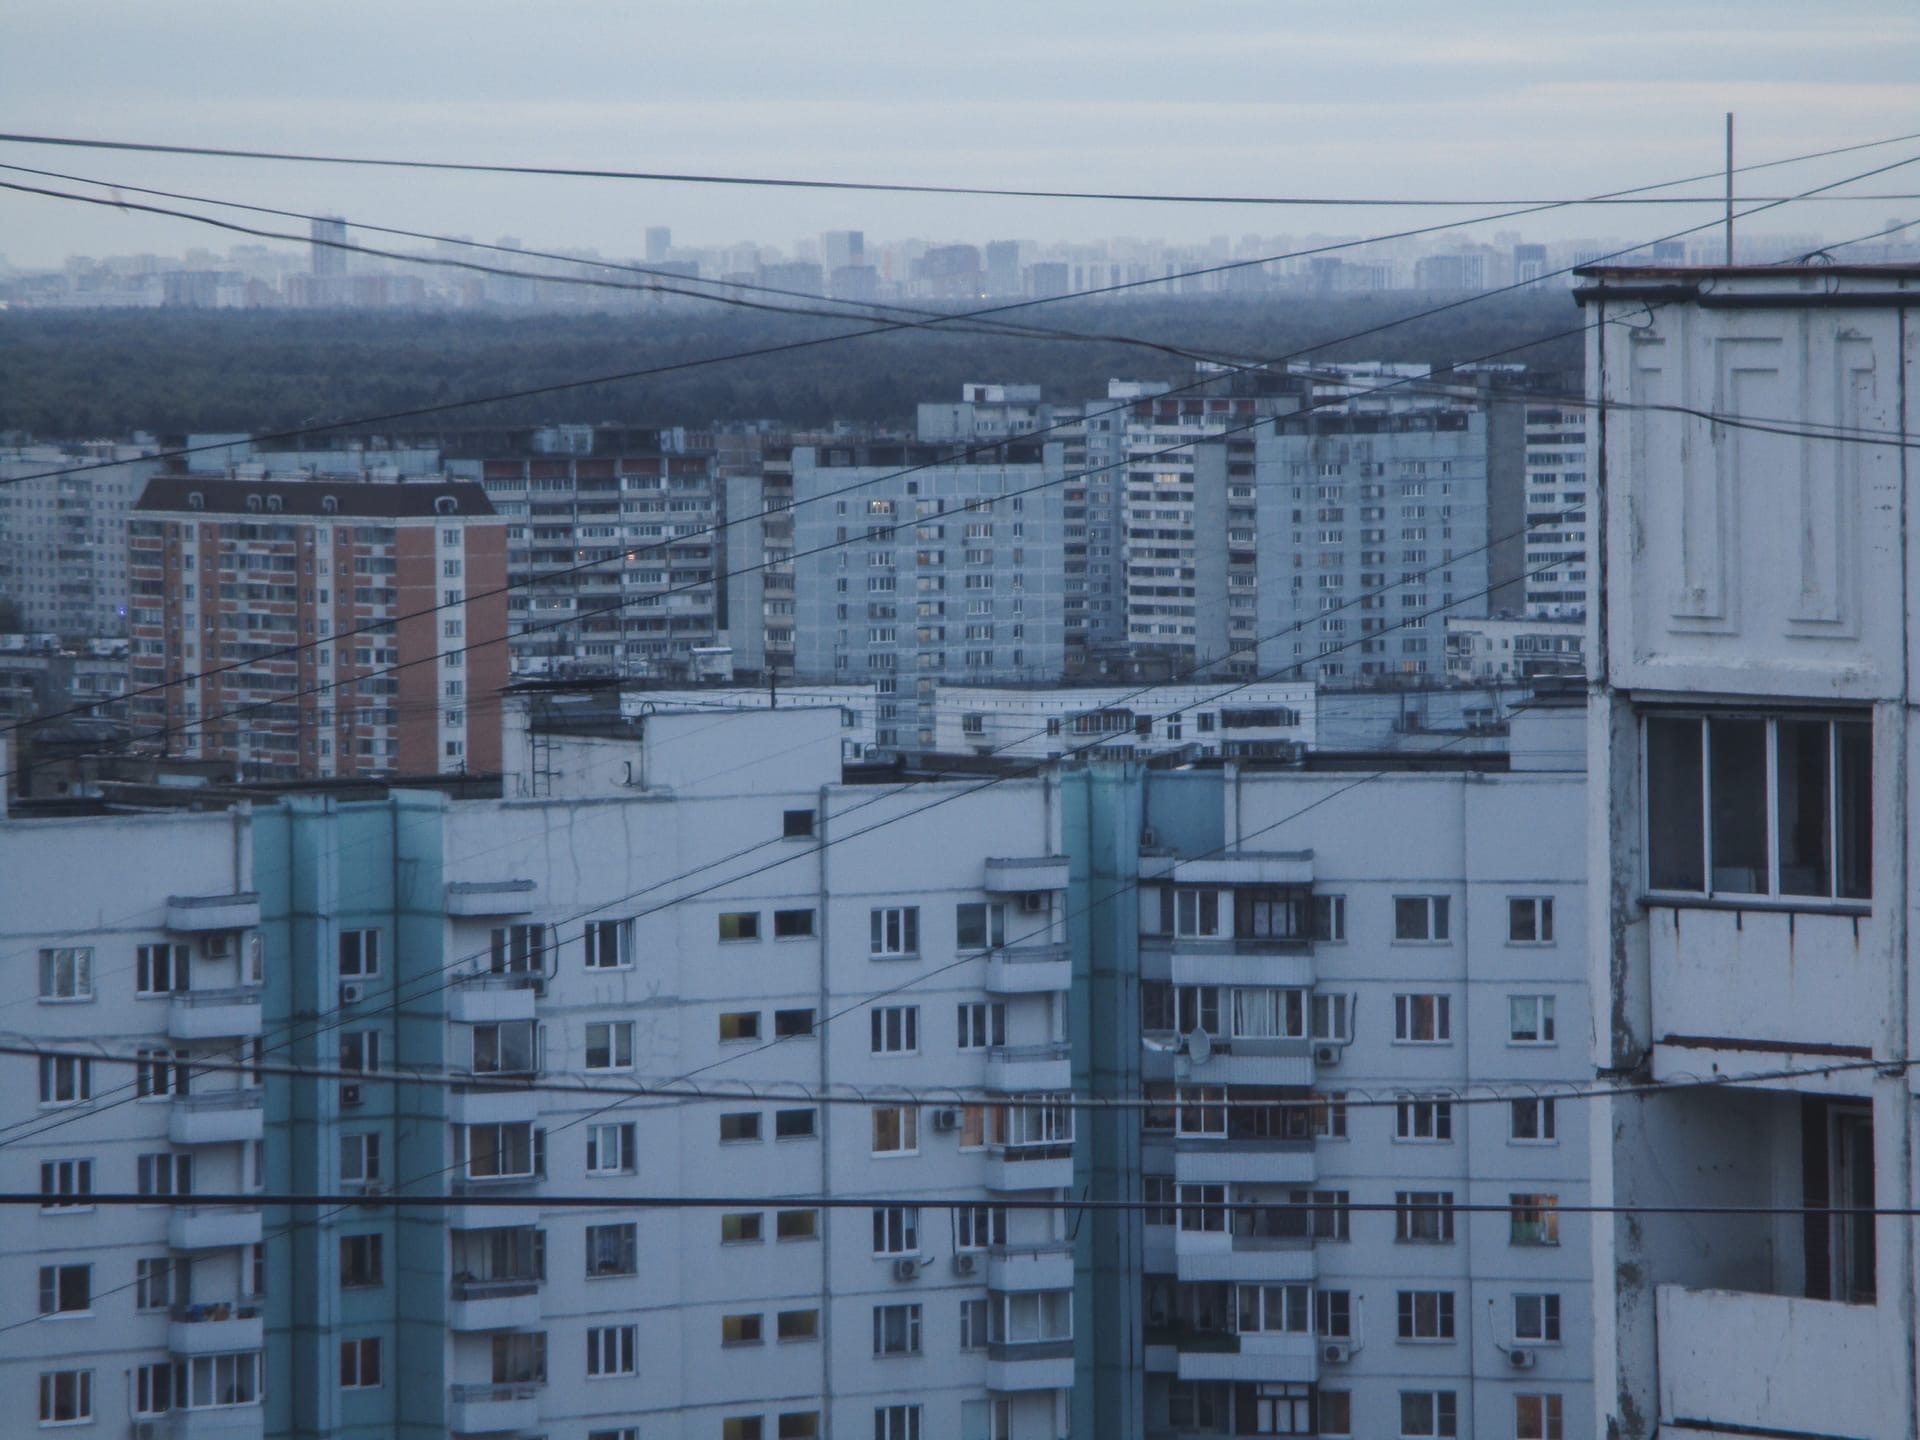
[201,933,234,960]
[1321,1341,1352,1364]
[1314,1044,1340,1066]
[952,1253,978,1277]
[1508,1348,1536,1370]
[339,981,364,1005]
[931,1108,961,1132]
[340,1083,364,1108]
[1019,892,1047,914]
[892,1257,921,1281]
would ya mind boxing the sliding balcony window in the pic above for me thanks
[1644,712,1871,903]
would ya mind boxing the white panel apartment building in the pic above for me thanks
[1520,406,1589,619]
[1580,265,1919,1440]
[0,442,160,637]
[929,680,1315,761]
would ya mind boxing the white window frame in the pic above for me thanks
[1513,1292,1562,1344]
[339,1132,381,1184]
[875,1404,922,1440]
[584,1021,634,1072]
[1508,896,1555,944]
[339,928,380,977]
[1510,1097,1558,1144]
[1508,994,1556,1046]
[136,943,190,996]
[38,1370,92,1425]
[38,947,93,1002]
[340,1337,383,1389]
[870,1005,919,1055]
[586,1122,636,1175]
[1395,1289,1456,1341]
[1394,994,1452,1043]
[1393,895,1450,942]
[587,1323,638,1377]
[1395,1095,1454,1143]
[583,918,634,969]
[872,1106,918,1156]
[957,1000,1007,1050]
[872,1205,919,1256]
[872,1303,923,1356]
[870,906,920,957]
[1311,992,1353,1043]
[1399,1388,1458,1438]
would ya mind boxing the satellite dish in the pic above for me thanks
[1185,1028,1213,1064]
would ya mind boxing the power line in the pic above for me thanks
[13,126,1916,494]
[5,126,1920,206]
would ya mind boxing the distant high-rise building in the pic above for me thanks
[821,229,864,272]
[645,226,672,262]
[984,240,1021,296]
[310,216,347,277]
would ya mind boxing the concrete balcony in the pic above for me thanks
[1175,1331,1316,1384]
[985,1144,1074,1192]
[986,1042,1072,1093]
[985,1339,1074,1391]
[1656,1284,1897,1440]
[169,1090,265,1146]
[446,1382,542,1435]
[1173,1038,1314,1088]
[1174,1221,1315,1285]
[168,986,264,1041]
[166,892,261,933]
[447,1278,543,1332]
[1173,1137,1316,1186]
[169,1300,264,1355]
[987,1241,1075,1292]
[984,944,1071,995]
[446,1177,544,1232]
[170,1205,263,1252]
[447,973,543,1025]
[445,879,537,917]
[985,856,1071,893]
[160,1407,267,1438]
[446,1082,541,1127]
[1165,943,1312,990]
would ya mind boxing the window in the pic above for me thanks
[773,1008,815,1037]
[1396,1191,1455,1243]
[873,1206,919,1255]
[719,1011,761,1042]
[1179,1183,1227,1232]
[1394,993,1451,1043]
[590,1431,639,1440]
[723,1312,764,1345]
[586,1223,637,1276]
[38,947,92,1001]
[720,1112,762,1143]
[873,1304,922,1355]
[1396,1290,1456,1340]
[1232,987,1306,1039]
[1171,887,1223,937]
[776,1209,818,1240]
[39,1370,91,1424]
[1511,1098,1557,1142]
[721,1212,763,1244]
[40,1158,92,1210]
[946,1299,998,1364]
[1237,1283,1311,1333]
[489,923,547,974]
[875,1405,922,1440]
[587,1324,637,1376]
[782,809,816,838]
[340,1132,381,1183]
[489,1331,546,1384]
[136,1258,184,1311]
[1176,1085,1227,1137]
[870,906,919,956]
[1514,1293,1562,1343]
[718,912,760,941]
[1394,895,1450,940]
[340,1337,382,1388]
[1509,995,1556,1044]
[1317,1289,1352,1339]
[134,1361,176,1417]
[724,1420,764,1440]
[340,1234,383,1287]
[460,1122,539,1179]
[775,1107,816,1139]
[1509,897,1554,943]
[872,1106,918,1154]
[957,1001,1006,1049]
[38,1265,90,1315]
[1310,894,1346,941]
[138,1152,193,1199]
[585,1021,634,1071]
[777,1308,820,1340]
[1645,712,1872,900]
[955,902,1005,949]
[583,918,633,969]
[1320,1390,1353,1437]
[339,928,379,976]
[870,1005,919,1054]
[955,1204,1007,1250]
[1396,1096,1454,1142]
[137,943,190,995]
[1311,992,1353,1043]
[773,908,815,938]
[340,1030,380,1074]
[469,1020,534,1077]
[137,1047,190,1099]
[1511,1194,1560,1246]
[584,1121,637,1176]
[1516,1395,1564,1440]
[1400,1390,1457,1438]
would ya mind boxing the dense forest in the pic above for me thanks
[0,291,1584,438]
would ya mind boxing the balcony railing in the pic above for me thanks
[450,1381,543,1402]
[173,985,263,1007]
[450,1277,540,1301]
[171,1300,261,1324]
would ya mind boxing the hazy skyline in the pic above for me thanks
[3,0,1917,270]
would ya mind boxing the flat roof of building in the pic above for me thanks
[135,475,496,517]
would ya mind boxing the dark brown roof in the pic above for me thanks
[134,475,497,518]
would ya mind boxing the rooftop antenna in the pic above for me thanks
[1725,112,1735,264]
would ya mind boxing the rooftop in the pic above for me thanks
[135,475,496,518]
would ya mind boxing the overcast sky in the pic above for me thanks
[2,0,1917,268]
